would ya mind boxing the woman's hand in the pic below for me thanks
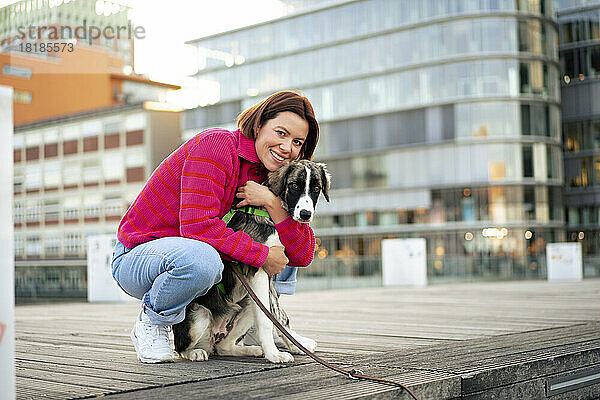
[236,181,277,209]
[262,246,289,276]
[236,181,290,224]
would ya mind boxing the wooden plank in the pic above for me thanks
[16,359,169,385]
[16,366,149,391]
[356,323,600,367]
[96,363,459,400]
[16,376,106,400]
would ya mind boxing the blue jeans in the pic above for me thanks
[111,237,298,326]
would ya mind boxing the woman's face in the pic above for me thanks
[255,111,309,172]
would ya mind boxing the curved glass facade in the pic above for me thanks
[191,0,555,66]
[202,17,557,103]
[188,0,564,285]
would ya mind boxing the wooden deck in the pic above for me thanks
[15,279,600,399]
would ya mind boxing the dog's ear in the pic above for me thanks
[265,162,292,198]
[316,163,331,202]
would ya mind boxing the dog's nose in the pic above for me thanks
[300,210,312,220]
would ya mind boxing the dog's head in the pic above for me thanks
[266,160,331,223]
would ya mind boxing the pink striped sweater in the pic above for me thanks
[117,128,316,268]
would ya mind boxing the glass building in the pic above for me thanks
[556,0,600,277]
[185,0,565,288]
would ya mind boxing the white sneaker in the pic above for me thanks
[130,311,175,363]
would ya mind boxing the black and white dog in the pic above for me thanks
[173,160,331,363]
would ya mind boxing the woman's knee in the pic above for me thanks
[171,239,224,286]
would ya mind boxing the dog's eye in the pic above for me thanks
[312,186,320,192]
[290,183,300,191]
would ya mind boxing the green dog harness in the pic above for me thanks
[221,206,271,225]
[217,206,271,295]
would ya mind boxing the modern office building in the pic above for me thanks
[556,0,600,277]
[185,0,564,288]
[13,102,181,297]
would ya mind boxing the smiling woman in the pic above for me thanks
[110,90,321,363]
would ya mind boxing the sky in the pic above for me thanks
[1,0,291,84]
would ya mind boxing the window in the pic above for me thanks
[44,161,61,188]
[44,200,60,222]
[352,155,387,189]
[26,235,41,255]
[2,65,32,78]
[83,159,101,185]
[63,162,81,187]
[64,232,81,254]
[63,196,80,220]
[14,235,24,257]
[523,186,535,220]
[523,145,533,178]
[84,194,102,218]
[103,120,120,134]
[591,47,600,77]
[521,103,550,136]
[25,165,41,190]
[103,152,124,181]
[44,232,61,254]
[14,202,24,223]
[104,195,124,217]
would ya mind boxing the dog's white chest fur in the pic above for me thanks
[264,232,283,248]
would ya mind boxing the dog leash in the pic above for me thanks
[231,266,419,400]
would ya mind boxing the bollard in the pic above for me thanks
[381,238,427,287]
[87,235,135,302]
[0,86,16,399]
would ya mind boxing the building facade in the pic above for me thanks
[0,0,133,67]
[13,103,181,297]
[556,0,600,277]
[0,0,163,124]
[185,0,565,289]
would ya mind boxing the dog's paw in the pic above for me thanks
[265,350,294,363]
[296,337,317,353]
[180,348,209,362]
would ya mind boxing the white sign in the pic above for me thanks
[87,235,135,302]
[381,238,427,287]
[0,86,15,400]
[546,242,583,281]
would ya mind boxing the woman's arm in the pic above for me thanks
[235,181,316,267]
[179,132,270,268]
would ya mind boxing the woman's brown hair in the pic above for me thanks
[237,90,319,160]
